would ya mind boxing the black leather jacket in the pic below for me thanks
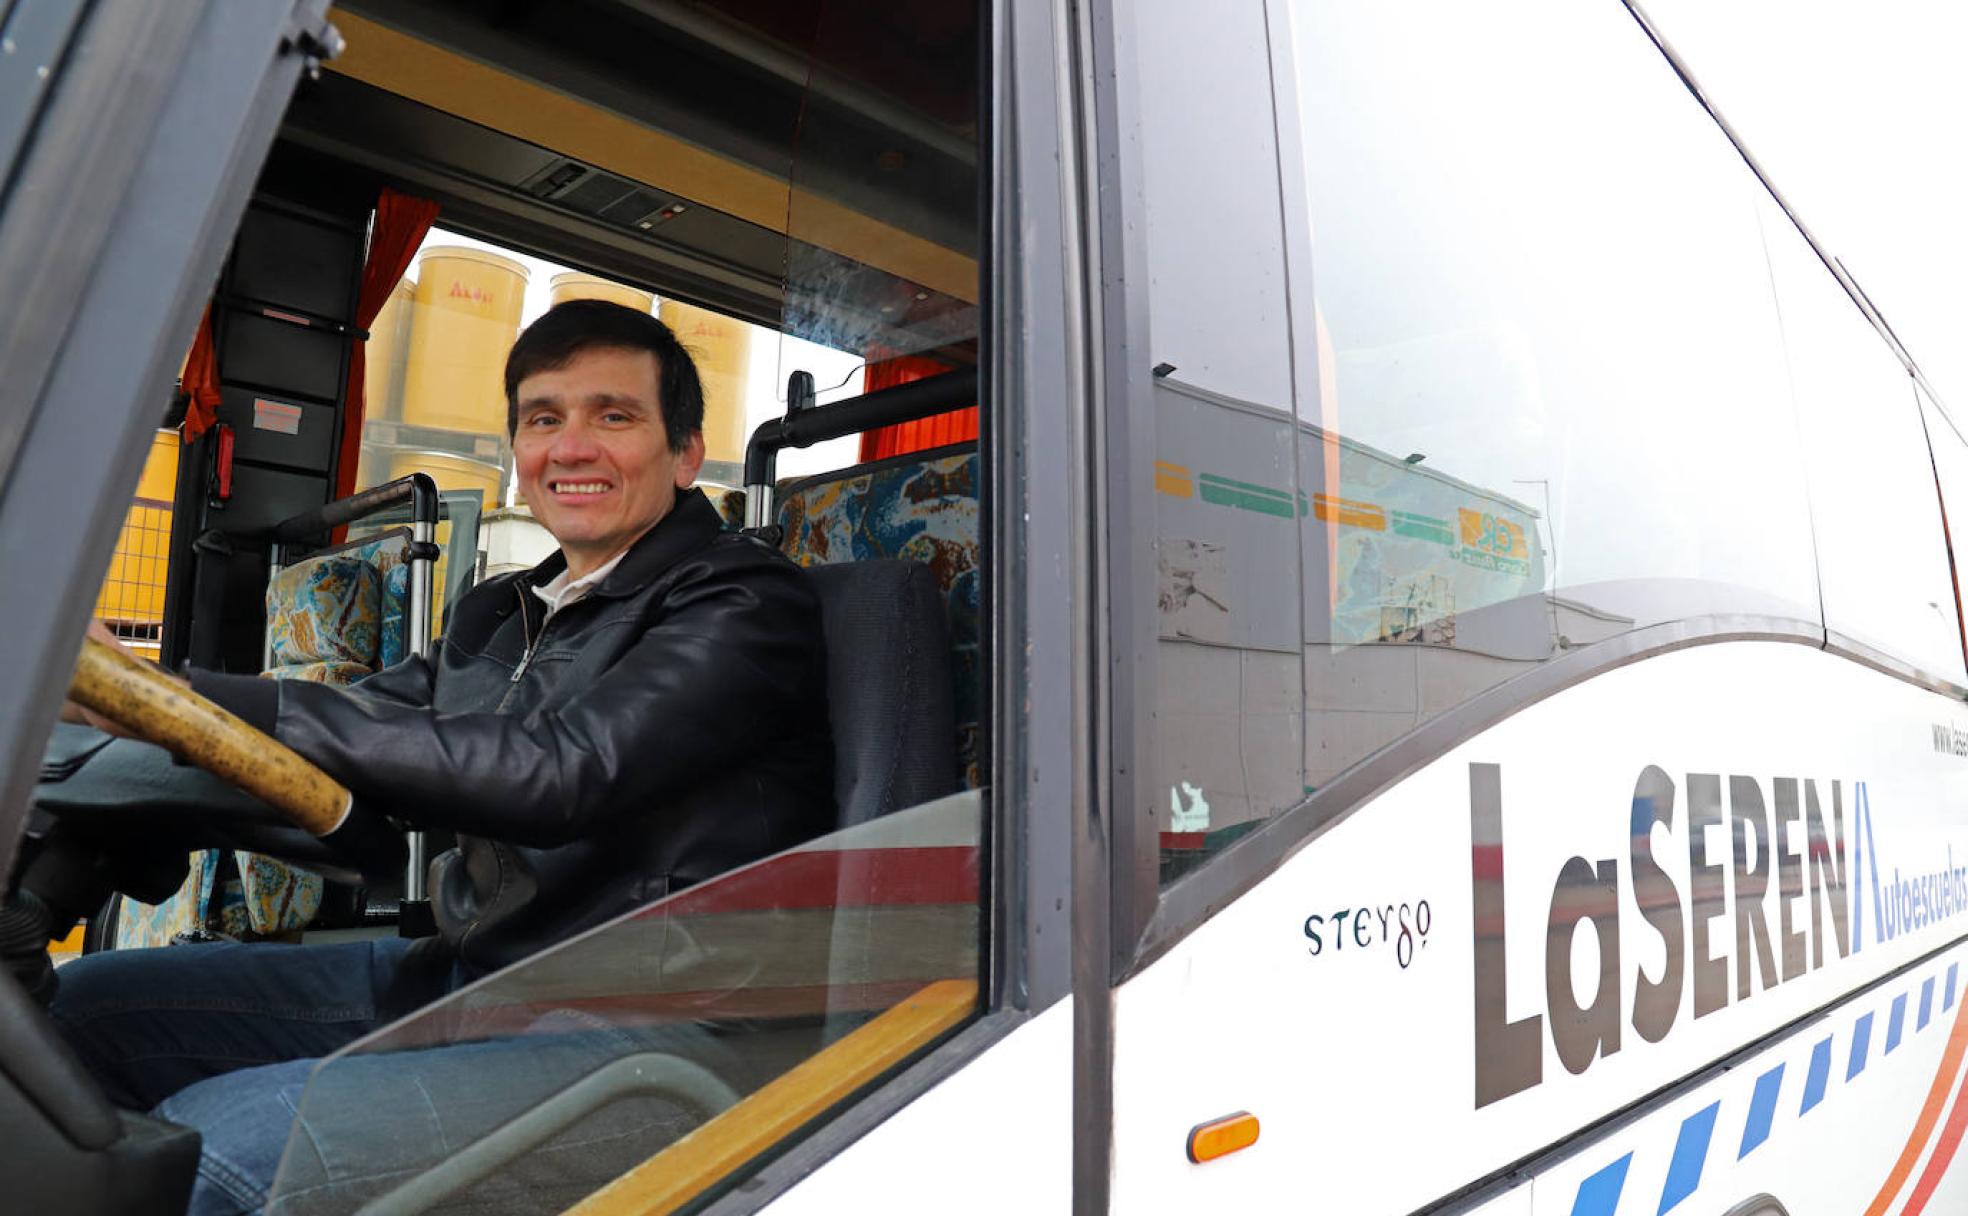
[196,488,835,974]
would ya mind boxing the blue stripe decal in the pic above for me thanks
[1801,1036,1833,1113]
[1854,780,1878,954]
[1572,1153,1632,1216]
[1739,1064,1785,1159]
[1569,960,1968,1209]
[1848,1012,1875,1080]
[1657,1101,1720,1212]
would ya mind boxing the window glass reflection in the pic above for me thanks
[1916,386,1968,674]
[1758,196,1964,684]
[1144,0,1839,885]
[271,795,983,1214]
[1131,2,1305,881]
[1292,2,1816,631]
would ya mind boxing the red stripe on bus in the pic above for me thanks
[1897,1060,1968,1216]
[366,980,951,1050]
[1864,972,1968,1215]
[639,846,979,917]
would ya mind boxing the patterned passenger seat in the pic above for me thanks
[108,532,414,948]
[263,532,411,679]
[776,444,982,789]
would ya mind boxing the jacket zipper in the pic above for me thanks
[496,586,553,710]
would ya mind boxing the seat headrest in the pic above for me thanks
[804,560,959,826]
[265,555,381,670]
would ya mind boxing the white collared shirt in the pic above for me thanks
[531,549,629,620]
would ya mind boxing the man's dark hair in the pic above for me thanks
[504,299,706,449]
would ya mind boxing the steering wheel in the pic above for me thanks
[70,637,349,832]
[65,637,404,875]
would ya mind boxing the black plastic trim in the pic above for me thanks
[993,0,1077,1020]
[0,0,335,880]
[268,471,438,545]
[1064,0,1116,1211]
[0,0,201,497]
[741,369,978,487]
[0,1,88,215]
[775,440,977,498]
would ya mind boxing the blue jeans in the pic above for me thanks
[52,938,441,1213]
[51,940,720,1215]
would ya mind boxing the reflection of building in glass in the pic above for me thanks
[1150,376,1635,860]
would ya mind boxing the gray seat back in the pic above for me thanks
[805,560,959,826]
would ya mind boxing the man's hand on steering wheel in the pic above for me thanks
[62,621,186,739]
[60,622,409,884]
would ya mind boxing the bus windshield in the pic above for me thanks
[272,793,982,1213]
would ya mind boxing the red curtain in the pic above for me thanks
[857,352,977,462]
[179,304,223,441]
[336,188,439,500]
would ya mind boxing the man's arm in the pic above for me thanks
[251,556,820,847]
[191,652,440,736]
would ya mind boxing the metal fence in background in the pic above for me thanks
[94,496,172,656]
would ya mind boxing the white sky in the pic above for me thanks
[1643,0,1968,417]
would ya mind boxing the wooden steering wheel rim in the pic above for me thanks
[68,637,351,836]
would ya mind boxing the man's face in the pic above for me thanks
[512,345,705,578]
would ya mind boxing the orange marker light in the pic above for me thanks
[1186,1111,1260,1164]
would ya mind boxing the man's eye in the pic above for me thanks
[602,412,634,424]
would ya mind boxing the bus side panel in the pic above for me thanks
[1111,641,1968,1214]
[1529,940,1968,1215]
[757,998,1075,1216]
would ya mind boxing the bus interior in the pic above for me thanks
[10,2,990,1212]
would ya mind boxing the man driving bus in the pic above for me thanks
[51,299,835,1214]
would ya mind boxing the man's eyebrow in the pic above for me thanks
[584,392,649,409]
[517,391,650,414]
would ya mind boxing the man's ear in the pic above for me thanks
[675,430,707,487]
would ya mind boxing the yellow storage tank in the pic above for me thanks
[658,299,750,465]
[400,247,529,436]
[363,276,416,421]
[386,450,504,511]
[386,451,506,633]
[549,272,653,313]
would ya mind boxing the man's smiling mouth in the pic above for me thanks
[550,481,612,495]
